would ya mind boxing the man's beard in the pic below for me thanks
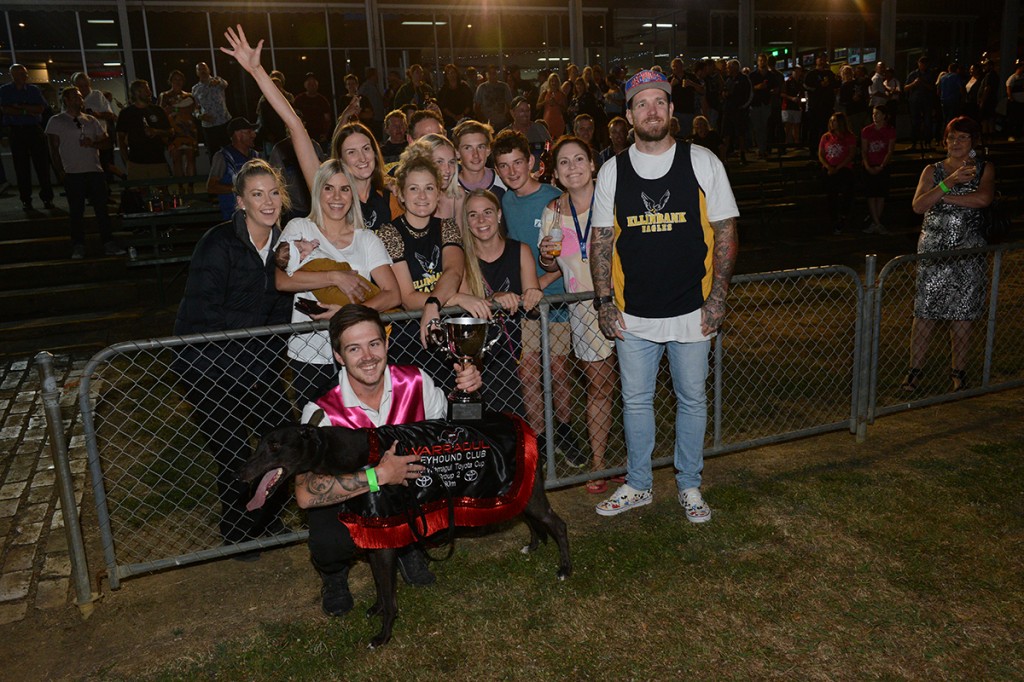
[635,118,670,143]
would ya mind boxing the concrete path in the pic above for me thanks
[0,353,88,625]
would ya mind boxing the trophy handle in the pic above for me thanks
[481,310,508,354]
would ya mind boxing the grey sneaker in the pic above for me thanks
[103,241,127,256]
[679,487,712,524]
[71,243,86,260]
[595,483,653,517]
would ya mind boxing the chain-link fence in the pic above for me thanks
[870,244,1024,417]
[55,245,1024,590]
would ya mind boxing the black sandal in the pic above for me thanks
[901,368,923,392]
[951,369,968,392]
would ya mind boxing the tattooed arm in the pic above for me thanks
[293,442,423,508]
[700,217,739,336]
[589,223,626,340]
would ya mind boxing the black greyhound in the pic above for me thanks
[239,413,571,648]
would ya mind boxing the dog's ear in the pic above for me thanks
[306,409,325,426]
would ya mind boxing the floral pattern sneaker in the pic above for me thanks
[679,487,711,523]
[595,484,653,517]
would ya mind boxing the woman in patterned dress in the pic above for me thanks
[903,116,995,393]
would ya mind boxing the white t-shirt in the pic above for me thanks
[44,112,105,174]
[83,89,114,117]
[301,366,447,426]
[280,217,393,364]
[592,142,739,343]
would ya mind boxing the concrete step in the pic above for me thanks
[0,256,130,290]
[0,306,178,357]
[0,280,145,320]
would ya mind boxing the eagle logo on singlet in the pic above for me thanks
[642,190,671,215]
[627,189,686,233]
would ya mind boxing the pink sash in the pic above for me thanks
[315,365,426,428]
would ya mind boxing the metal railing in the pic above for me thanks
[42,244,1024,608]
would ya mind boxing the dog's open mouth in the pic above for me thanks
[246,467,284,511]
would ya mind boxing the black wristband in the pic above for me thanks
[425,296,442,310]
[593,295,614,310]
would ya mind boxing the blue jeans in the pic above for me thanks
[616,332,710,491]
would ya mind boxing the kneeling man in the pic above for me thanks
[296,304,481,616]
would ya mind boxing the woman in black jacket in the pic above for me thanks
[174,159,294,549]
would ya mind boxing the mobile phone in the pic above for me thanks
[294,298,328,315]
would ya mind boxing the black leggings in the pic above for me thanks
[181,371,292,543]
[823,167,855,224]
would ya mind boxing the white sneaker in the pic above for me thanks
[679,487,712,523]
[595,483,653,517]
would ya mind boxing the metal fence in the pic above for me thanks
[42,244,1024,604]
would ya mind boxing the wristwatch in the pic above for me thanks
[593,295,614,310]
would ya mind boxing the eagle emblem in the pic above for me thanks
[641,190,671,215]
[415,245,441,276]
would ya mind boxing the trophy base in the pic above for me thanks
[448,400,484,421]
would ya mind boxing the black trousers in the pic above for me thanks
[64,172,113,245]
[9,124,53,204]
[181,371,292,543]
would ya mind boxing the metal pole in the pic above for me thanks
[115,0,134,84]
[141,6,154,91]
[34,352,99,618]
[983,248,1001,387]
[75,12,87,73]
[713,332,723,449]
[325,6,338,122]
[539,300,557,481]
[855,255,877,442]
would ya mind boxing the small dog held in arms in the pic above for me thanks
[239,412,571,648]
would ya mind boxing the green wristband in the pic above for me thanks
[364,467,379,493]
[938,180,950,194]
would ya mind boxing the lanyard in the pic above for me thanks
[568,193,594,262]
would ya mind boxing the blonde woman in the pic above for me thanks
[277,159,401,403]
[446,189,542,417]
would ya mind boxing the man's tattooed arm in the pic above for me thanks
[701,217,739,335]
[297,472,368,508]
[589,224,625,339]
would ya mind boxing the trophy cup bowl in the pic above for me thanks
[432,316,501,420]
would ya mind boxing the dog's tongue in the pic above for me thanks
[246,468,283,511]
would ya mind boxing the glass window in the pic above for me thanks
[328,11,369,50]
[270,13,329,48]
[80,11,122,52]
[9,10,78,51]
[141,9,212,50]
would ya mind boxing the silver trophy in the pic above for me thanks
[429,316,503,420]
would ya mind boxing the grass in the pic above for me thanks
[130,436,1024,681]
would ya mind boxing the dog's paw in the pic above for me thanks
[368,632,392,649]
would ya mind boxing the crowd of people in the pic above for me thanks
[165,24,741,618]
[1,35,1006,616]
